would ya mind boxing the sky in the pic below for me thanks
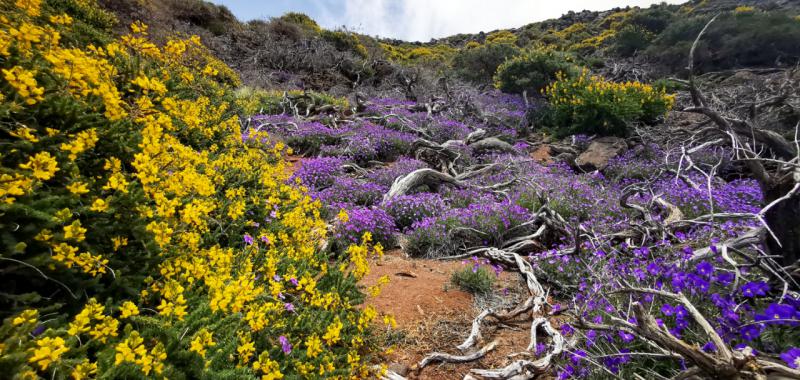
[208,0,687,42]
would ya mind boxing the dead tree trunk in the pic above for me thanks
[685,15,800,268]
[763,179,800,267]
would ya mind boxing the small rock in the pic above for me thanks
[575,136,627,171]
[388,363,410,377]
[530,144,553,164]
[395,271,418,278]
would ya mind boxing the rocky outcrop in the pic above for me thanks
[575,136,627,171]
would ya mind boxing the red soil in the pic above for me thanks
[361,250,537,380]
[361,250,473,328]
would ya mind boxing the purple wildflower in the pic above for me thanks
[279,335,292,354]
[740,281,769,298]
[780,347,800,369]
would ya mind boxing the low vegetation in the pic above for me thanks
[493,48,580,94]
[451,259,496,295]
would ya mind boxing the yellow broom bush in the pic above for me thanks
[0,1,389,378]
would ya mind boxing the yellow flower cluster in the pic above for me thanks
[344,232,384,280]
[114,331,167,375]
[61,129,99,160]
[253,352,284,380]
[12,309,39,326]
[44,47,127,120]
[15,0,41,17]
[49,14,73,25]
[2,65,44,105]
[119,301,139,318]
[52,242,108,276]
[0,173,33,203]
[67,299,119,343]
[546,69,675,111]
[131,75,167,96]
[18,151,58,180]
[10,125,38,142]
[156,280,187,320]
[322,318,344,345]
[71,360,98,380]
[2,19,60,58]
[543,69,675,135]
[189,328,216,358]
[28,337,68,370]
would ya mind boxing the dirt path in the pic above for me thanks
[361,250,473,328]
[361,250,534,379]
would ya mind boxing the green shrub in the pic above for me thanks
[451,42,520,85]
[627,6,675,34]
[543,70,675,137]
[611,24,654,57]
[493,49,580,94]
[277,12,321,33]
[485,30,518,45]
[652,78,686,93]
[451,265,495,295]
[647,11,800,72]
[379,43,455,67]
[321,29,368,58]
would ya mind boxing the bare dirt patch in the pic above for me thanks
[285,154,303,176]
[361,250,539,379]
[361,249,473,328]
[530,144,554,164]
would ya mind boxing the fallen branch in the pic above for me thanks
[383,168,464,201]
[468,137,518,155]
[417,340,498,369]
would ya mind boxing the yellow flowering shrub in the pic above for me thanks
[379,42,455,65]
[0,1,387,378]
[542,69,676,136]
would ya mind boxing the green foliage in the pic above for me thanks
[647,11,800,72]
[451,42,520,85]
[321,29,368,58]
[403,220,453,258]
[493,48,580,94]
[611,24,654,57]
[515,188,543,213]
[46,0,117,46]
[627,6,675,34]
[652,77,686,94]
[542,71,675,137]
[161,0,240,36]
[49,0,118,31]
[277,12,321,33]
[451,266,495,295]
[234,87,349,115]
[380,43,455,66]
[485,30,518,45]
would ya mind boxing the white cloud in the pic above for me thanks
[332,0,686,41]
